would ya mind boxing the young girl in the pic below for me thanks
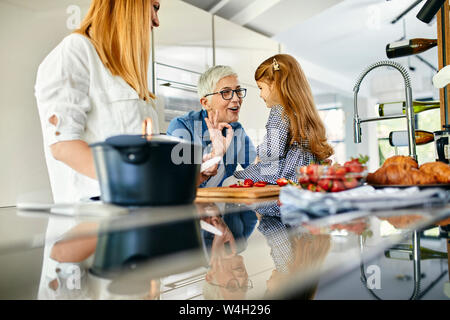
[233,54,334,184]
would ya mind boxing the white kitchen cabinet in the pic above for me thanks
[152,0,214,132]
[238,85,271,146]
[214,15,279,135]
[214,15,280,87]
[153,0,214,74]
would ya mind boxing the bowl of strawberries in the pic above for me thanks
[296,155,369,193]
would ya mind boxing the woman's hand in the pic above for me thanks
[209,216,237,260]
[197,153,219,186]
[205,110,234,158]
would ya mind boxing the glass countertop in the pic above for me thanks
[0,195,449,300]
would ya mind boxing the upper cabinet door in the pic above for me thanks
[214,15,280,86]
[153,0,213,73]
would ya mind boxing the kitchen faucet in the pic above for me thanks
[353,60,417,161]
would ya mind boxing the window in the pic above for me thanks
[377,108,440,165]
[318,107,346,164]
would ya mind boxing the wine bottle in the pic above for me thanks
[389,130,434,147]
[378,100,440,117]
[386,38,438,59]
[385,244,448,260]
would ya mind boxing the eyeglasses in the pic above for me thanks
[204,88,247,100]
[210,279,253,292]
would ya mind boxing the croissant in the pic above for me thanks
[367,163,437,185]
[367,168,388,185]
[383,155,418,170]
[367,163,412,185]
[419,162,450,183]
[368,155,448,186]
[384,164,416,185]
[409,167,437,184]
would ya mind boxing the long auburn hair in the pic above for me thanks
[75,0,155,101]
[255,54,334,160]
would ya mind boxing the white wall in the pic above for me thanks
[0,1,90,207]
[214,15,280,146]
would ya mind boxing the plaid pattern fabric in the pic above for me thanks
[234,105,317,184]
[252,201,281,217]
[257,216,293,273]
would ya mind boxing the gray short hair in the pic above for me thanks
[198,65,238,100]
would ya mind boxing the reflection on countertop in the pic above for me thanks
[0,194,449,300]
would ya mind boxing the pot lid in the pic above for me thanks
[105,135,148,148]
[100,134,195,148]
[89,134,199,149]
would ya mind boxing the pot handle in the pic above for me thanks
[120,147,150,165]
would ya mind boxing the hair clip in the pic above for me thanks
[273,58,280,71]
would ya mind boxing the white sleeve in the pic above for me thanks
[35,35,91,146]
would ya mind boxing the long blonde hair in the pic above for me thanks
[75,0,155,101]
[255,54,334,160]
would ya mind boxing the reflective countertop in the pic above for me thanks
[0,193,449,300]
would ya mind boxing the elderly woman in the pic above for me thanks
[167,66,256,187]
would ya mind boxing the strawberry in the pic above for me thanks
[298,176,310,184]
[318,179,332,191]
[243,179,254,187]
[344,159,365,173]
[331,180,345,192]
[307,184,316,192]
[343,177,359,190]
[306,164,320,183]
[306,164,319,176]
[299,166,308,174]
[327,165,336,177]
[335,166,347,178]
[254,181,268,187]
[276,178,289,187]
[345,155,369,166]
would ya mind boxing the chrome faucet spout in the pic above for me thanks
[353,60,417,161]
[354,116,361,144]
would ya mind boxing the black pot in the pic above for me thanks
[90,135,202,206]
[90,217,205,278]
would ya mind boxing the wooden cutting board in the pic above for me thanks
[196,185,281,199]
[195,196,279,204]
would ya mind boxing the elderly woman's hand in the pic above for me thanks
[205,110,234,158]
[197,153,219,186]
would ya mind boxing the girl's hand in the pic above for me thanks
[205,110,234,158]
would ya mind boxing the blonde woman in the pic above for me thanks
[233,54,334,184]
[34,0,162,299]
